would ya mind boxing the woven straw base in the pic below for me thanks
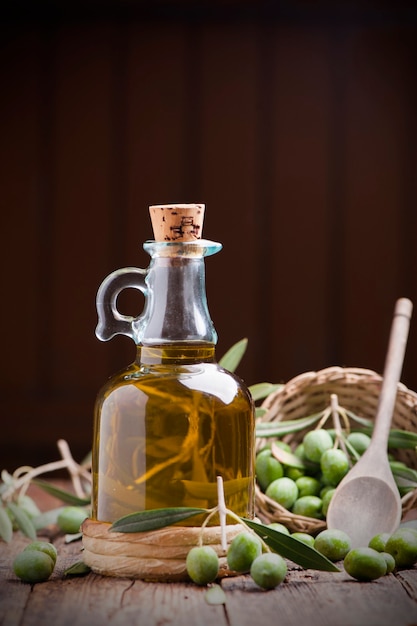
[82,519,244,581]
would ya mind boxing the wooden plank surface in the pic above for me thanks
[1,530,417,626]
[1,485,416,626]
[223,568,417,626]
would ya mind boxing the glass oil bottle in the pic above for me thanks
[92,204,255,524]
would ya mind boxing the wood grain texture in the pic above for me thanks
[222,568,417,626]
[1,529,416,626]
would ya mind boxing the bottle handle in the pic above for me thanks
[95,267,148,342]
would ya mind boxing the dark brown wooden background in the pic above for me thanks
[1,1,417,470]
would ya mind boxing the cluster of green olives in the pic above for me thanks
[186,531,287,590]
[313,525,417,581]
[256,428,372,520]
[12,506,88,584]
[185,523,417,589]
[13,541,58,583]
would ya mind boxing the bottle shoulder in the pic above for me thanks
[97,361,253,407]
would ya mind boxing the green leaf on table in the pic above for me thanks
[249,383,283,402]
[0,505,13,543]
[110,507,208,533]
[33,479,91,506]
[64,561,91,577]
[242,519,340,572]
[7,502,37,540]
[219,338,248,373]
[205,584,226,605]
[17,494,41,518]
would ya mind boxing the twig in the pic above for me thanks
[2,440,91,504]
[217,476,227,552]
[57,439,85,499]
[3,460,71,502]
[330,394,351,465]
[316,408,332,430]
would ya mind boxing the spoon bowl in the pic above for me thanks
[325,458,401,548]
[326,298,413,548]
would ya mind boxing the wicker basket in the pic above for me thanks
[255,366,417,534]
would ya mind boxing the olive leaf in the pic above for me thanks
[218,338,248,372]
[17,494,41,518]
[242,519,340,572]
[64,561,91,576]
[382,428,417,449]
[390,463,417,488]
[7,501,37,540]
[271,443,306,470]
[336,434,361,462]
[256,412,324,438]
[249,383,283,402]
[110,507,208,533]
[0,505,13,543]
[344,411,374,427]
[334,427,417,450]
[33,479,91,506]
[32,506,67,530]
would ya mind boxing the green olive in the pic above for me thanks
[227,531,262,573]
[186,546,219,585]
[13,550,55,583]
[23,541,57,565]
[57,507,88,534]
[250,553,287,589]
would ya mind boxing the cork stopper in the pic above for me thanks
[149,204,205,242]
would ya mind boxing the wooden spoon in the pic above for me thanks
[326,297,413,548]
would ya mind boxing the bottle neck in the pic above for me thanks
[134,251,218,346]
[137,343,216,365]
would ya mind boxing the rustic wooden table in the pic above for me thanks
[1,486,417,626]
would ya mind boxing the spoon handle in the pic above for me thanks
[372,298,413,449]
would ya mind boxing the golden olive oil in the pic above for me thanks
[92,344,255,523]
